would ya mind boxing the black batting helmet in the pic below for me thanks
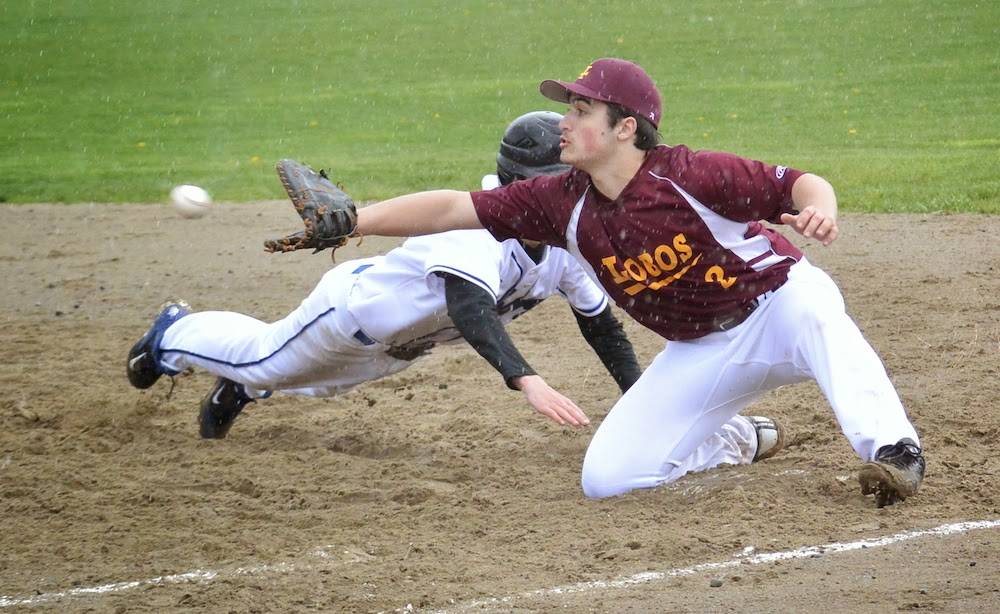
[496,111,569,186]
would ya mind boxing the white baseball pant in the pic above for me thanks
[581,259,920,498]
[158,262,411,398]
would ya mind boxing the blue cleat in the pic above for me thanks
[199,377,256,439]
[126,301,191,389]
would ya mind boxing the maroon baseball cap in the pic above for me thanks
[540,58,662,129]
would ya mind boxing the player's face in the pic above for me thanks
[560,97,618,170]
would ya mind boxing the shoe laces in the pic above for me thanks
[876,438,922,463]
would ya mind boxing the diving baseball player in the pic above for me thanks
[346,59,926,508]
[126,112,642,439]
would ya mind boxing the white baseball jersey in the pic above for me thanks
[347,229,608,348]
[160,227,609,398]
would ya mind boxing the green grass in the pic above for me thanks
[1,0,997,212]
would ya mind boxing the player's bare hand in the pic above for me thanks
[780,206,839,246]
[514,375,590,427]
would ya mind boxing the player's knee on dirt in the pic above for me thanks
[580,469,620,499]
[581,455,642,499]
[582,457,689,498]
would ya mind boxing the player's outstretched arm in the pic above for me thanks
[356,190,483,237]
[443,274,589,427]
[780,173,839,246]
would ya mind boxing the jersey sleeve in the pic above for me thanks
[419,230,503,302]
[469,173,575,247]
[678,149,805,224]
[556,255,609,317]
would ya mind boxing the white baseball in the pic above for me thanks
[170,184,212,219]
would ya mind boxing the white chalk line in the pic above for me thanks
[5,518,998,611]
[0,545,372,609]
[430,518,1000,613]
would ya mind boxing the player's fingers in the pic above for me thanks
[535,405,562,425]
[824,218,840,245]
[823,223,839,245]
[551,392,584,417]
[802,213,826,238]
[784,208,814,234]
[538,406,566,426]
[526,386,589,427]
[554,406,586,427]
[556,398,590,427]
[540,397,582,427]
[565,401,590,426]
[794,208,818,234]
[812,218,835,245]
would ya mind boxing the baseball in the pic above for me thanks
[170,184,212,219]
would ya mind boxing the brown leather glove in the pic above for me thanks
[264,159,358,256]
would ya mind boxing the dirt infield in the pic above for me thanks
[1,202,998,612]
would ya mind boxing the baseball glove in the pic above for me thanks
[264,159,358,256]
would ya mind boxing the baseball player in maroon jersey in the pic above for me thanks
[349,58,925,508]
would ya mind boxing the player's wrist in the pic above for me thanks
[510,373,541,391]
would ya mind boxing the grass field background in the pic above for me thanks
[1,0,997,212]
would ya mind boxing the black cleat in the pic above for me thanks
[126,301,191,389]
[199,377,255,439]
[858,438,925,508]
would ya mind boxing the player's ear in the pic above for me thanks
[616,116,638,142]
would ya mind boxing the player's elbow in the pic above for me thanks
[792,173,838,215]
[795,172,834,194]
[442,190,483,231]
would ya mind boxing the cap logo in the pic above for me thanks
[577,64,593,80]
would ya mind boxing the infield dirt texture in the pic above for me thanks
[2,0,999,611]
[1,203,998,612]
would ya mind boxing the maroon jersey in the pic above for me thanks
[470,144,805,340]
